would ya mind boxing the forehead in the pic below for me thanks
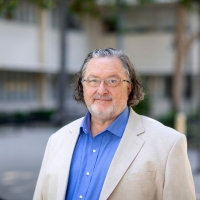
[84,57,126,77]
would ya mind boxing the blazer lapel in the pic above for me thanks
[56,119,83,200]
[100,109,145,200]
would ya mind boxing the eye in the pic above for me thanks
[110,79,116,83]
[108,78,117,83]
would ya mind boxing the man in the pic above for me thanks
[33,48,195,200]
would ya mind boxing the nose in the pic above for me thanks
[97,80,108,95]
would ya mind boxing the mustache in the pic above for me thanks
[93,94,112,100]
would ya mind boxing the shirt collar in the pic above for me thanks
[80,111,91,135]
[80,106,130,138]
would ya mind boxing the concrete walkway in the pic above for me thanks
[0,126,56,200]
[0,126,199,200]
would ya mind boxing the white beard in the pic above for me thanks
[88,103,115,120]
[86,94,127,121]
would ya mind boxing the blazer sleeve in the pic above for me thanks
[33,135,52,200]
[163,134,196,200]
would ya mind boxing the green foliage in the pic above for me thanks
[186,110,200,148]
[0,0,55,18]
[156,110,200,148]
[139,0,155,4]
[13,112,27,123]
[131,75,151,116]
[1,0,197,20]
[156,111,176,128]
[0,109,55,124]
[69,0,100,17]
[187,118,199,148]
[180,0,196,9]
[28,0,55,9]
[0,0,18,18]
[0,0,101,19]
[0,112,10,123]
[29,110,55,121]
[132,94,151,116]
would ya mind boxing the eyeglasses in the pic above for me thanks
[82,77,130,87]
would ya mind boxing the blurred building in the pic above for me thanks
[0,0,199,119]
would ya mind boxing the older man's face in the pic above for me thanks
[82,57,132,121]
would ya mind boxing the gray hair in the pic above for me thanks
[73,48,145,106]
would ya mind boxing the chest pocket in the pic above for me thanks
[128,171,156,181]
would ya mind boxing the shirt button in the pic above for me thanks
[79,195,83,199]
[93,149,96,153]
[86,172,90,176]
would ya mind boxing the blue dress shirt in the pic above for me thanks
[65,106,130,200]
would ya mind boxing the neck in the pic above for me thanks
[90,116,116,137]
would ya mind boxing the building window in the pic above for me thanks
[184,74,192,99]
[102,5,176,34]
[51,74,74,100]
[146,75,192,100]
[144,75,172,100]
[164,76,172,98]
[0,71,39,101]
[50,8,81,30]
[0,0,37,24]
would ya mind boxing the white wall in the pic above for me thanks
[124,33,175,75]
[0,20,39,71]
[0,18,176,75]
[1,18,198,76]
[0,19,88,73]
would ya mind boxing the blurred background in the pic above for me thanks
[0,0,200,199]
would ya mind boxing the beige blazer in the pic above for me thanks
[33,109,195,200]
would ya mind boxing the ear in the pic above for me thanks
[128,83,133,95]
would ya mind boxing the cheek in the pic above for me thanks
[113,88,129,102]
[83,87,96,100]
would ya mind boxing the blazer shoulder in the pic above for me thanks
[140,114,184,140]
